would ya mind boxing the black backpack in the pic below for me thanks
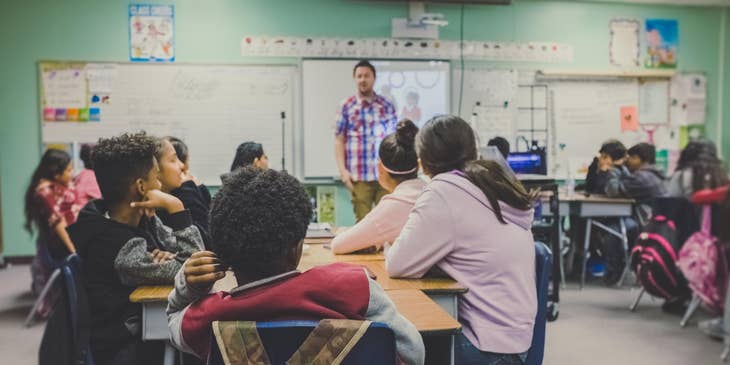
[630,215,691,300]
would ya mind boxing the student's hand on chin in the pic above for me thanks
[184,251,226,291]
[131,189,184,214]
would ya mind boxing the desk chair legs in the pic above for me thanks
[722,341,730,362]
[580,219,593,290]
[581,219,631,290]
[629,287,646,312]
[24,268,61,327]
[617,218,631,288]
[680,295,702,328]
[163,342,176,365]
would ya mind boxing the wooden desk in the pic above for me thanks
[300,244,385,266]
[299,248,466,318]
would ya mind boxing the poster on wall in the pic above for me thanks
[40,63,90,122]
[129,4,175,62]
[645,19,678,69]
[609,19,640,67]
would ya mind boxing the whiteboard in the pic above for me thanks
[302,59,450,178]
[41,62,298,185]
[547,79,644,177]
[455,69,678,178]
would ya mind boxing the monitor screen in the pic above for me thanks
[507,151,547,175]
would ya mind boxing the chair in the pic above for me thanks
[526,241,552,365]
[208,320,396,365]
[39,254,94,365]
[25,243,66,327]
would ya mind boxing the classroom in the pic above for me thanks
[2,0,730,364]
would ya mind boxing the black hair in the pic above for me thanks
[379,119,419,181]
[230,142,264,172]
[417,115,535,224]
[79,144,95,169]
[164,136,188,164]
[24,149,72,233]
[353,60,376,78]
[628,143,656,165]
[92,132,157,204]
[210,167,312,278]
[599,140,627,161]
[675,139,728,191]
[487,137,510,159]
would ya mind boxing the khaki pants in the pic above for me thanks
[351,181,388,222]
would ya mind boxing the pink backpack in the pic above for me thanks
[677,205,728,314]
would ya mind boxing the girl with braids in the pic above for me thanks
[331,119,426,254]
[386,115,537,365]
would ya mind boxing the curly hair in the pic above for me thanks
[92,132,157,204]
[210,167,312,277]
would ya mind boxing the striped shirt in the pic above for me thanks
[335,94,397,181]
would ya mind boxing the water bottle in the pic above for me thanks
[565,159,575,198]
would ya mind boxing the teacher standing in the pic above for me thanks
[335,60,398,221]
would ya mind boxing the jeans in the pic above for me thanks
[455,333,527,365]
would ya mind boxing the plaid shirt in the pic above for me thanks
[335,94,397,181]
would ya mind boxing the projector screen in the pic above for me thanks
[302,59,450,178]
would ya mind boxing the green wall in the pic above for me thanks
[1,0,727,256]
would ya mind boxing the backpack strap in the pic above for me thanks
[212,321,271,365]
[286,319,372,365]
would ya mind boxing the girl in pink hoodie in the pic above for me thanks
[386,115,538,365]
[331,119,426,254]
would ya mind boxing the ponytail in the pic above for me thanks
[463,160,536,224]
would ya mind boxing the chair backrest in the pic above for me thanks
[208,320,396,365]
[61,254,94,365]
[526,241,552,365]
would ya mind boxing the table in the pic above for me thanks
[546,191,635,289]
[299,245,467,318]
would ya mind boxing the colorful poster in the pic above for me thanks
[645,19,678,69]
[129,4,175,62]
[620,106,639,131]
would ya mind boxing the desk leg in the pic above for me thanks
[617,218,630,288]
[580,218,592,290]
[163,342,175,365]
[450,334,455,365]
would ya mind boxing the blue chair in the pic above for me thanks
[526,241,553,365]
[208,320,396,365]
[60,254,95,365]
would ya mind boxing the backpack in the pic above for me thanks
[630,215,691,300]
[677,205,729,314]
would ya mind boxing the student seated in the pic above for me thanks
[155,137,212,248]
[67,132,204,365]
[666,139,728,198]
[605,142,667,223]
[583,139,627,194]
[487,136,510,160]
[221,141,269,184]
[74,143,102,208]
[167,136,212,206]
[384,115,537,365]
[167,167,425,365]
[24,149,78,314]
[331,119,426,254]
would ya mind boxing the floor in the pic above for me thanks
[0,263,724,365]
